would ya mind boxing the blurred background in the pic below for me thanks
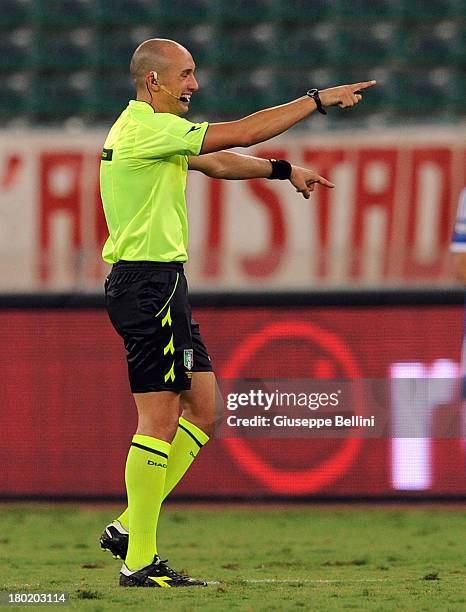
[0,0,465,501]
[1,0,465,127]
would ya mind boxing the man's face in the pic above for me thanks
[153,48,199,116]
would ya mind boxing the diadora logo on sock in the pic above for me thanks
[147,460,167,468]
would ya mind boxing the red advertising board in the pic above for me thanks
[1,303,464,498]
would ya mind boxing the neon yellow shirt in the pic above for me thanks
[100,100,208,263]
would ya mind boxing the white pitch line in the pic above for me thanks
[207,578,388,585]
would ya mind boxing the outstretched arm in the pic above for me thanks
[188,151,334,199]
[200,81,376,154]
[189,151,272,179]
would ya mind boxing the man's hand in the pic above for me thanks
[319,80,376,109]
[290,166,335,199]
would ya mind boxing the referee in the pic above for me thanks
[98,38,375,588]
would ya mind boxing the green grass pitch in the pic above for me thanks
[1,504,465,611]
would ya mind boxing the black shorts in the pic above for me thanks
[105,261,212,393]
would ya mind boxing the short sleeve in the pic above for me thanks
[134,113,209,159]
[450,188,466,252]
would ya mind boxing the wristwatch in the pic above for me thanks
[306,88,327,115]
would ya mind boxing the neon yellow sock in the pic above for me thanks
[124,434,170,571]
[116,418,209,531]
[116,509,129,532]
[163,417,209,499]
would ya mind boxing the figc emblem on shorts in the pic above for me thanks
[184,349,194,371]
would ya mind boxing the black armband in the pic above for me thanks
[268,158,292,180]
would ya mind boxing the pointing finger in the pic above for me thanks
[353,80,376,91]
[317,176,335,188]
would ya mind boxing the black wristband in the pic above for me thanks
[268,158,292,180]
[306,88,327,115]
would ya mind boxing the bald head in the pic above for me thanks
[130,38,191,90]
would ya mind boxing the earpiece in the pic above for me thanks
[147,70,189,104]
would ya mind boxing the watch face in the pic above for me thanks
[307,89,327,114]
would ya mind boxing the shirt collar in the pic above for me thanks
[129,99,154,113]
